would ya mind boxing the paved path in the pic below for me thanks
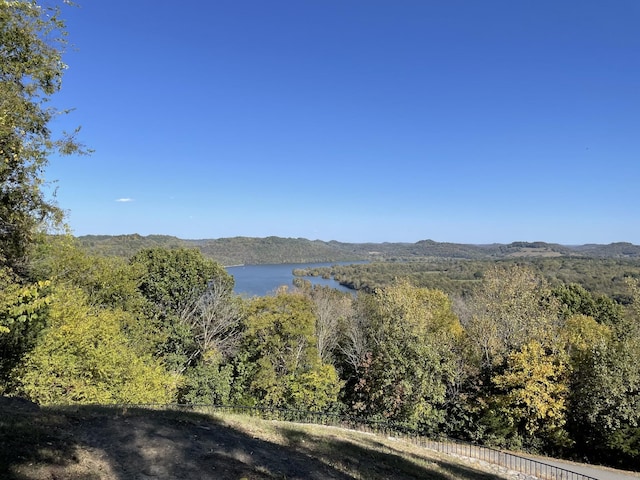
[520,454,640,480]
[420,439,639,480]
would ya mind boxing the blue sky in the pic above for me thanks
[46,1,639,244]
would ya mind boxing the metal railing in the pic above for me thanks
[418,438,597,480]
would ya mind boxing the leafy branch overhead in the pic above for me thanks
[1,0,88,274]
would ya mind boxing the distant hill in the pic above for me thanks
[77,234,186,257]
[193,236,363,265]
[75,235,640,265]
[567,242,640,258]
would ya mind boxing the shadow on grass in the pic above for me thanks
[0,401,79,477]
[1,404,355,479]
[277,423,510,480]
[1,403,509,480]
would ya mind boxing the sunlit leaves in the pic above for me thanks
[352,280,461,430]
[492,341,570,447]
[0,0,86,273]
[131,247,233,316]
[17,285,177,404]
[464,264,560,369]
[236,290,342,410]
[0,266,51,388]
[561,314,611,357]
[130,247,235,374]
[288,364,342,412]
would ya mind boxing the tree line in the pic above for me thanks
[297,257,640,302]
[78,234,640,266]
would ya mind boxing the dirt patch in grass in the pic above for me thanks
[1,402,519,480]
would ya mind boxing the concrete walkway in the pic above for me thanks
[520,454,640,480]
[419,438,639,480]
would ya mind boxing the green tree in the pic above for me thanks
[29,235,163,357]
[567,333,640,467]
[234,290,342,411]
[0,266,51,391]
[352,280,462,431]
[131,247,233,316]
[177,350,234,405]
[1,0,85,275]
[32,235,147,311]
[552,283,623,327]
[455,265,563,446]
[565,279,640,467]
[130,247,234,373]
[626,277,640,338]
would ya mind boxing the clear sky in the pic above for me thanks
[45,0,640,244]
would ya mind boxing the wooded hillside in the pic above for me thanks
[76,234,640,265]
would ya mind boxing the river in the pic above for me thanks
[225,262,358,297]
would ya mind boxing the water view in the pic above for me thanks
[226,262,358,297]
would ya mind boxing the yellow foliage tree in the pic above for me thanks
[561,314,611,356]
[492,340,570,448]
[17,285,177,405]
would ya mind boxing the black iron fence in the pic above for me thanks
[419,438,597,480]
